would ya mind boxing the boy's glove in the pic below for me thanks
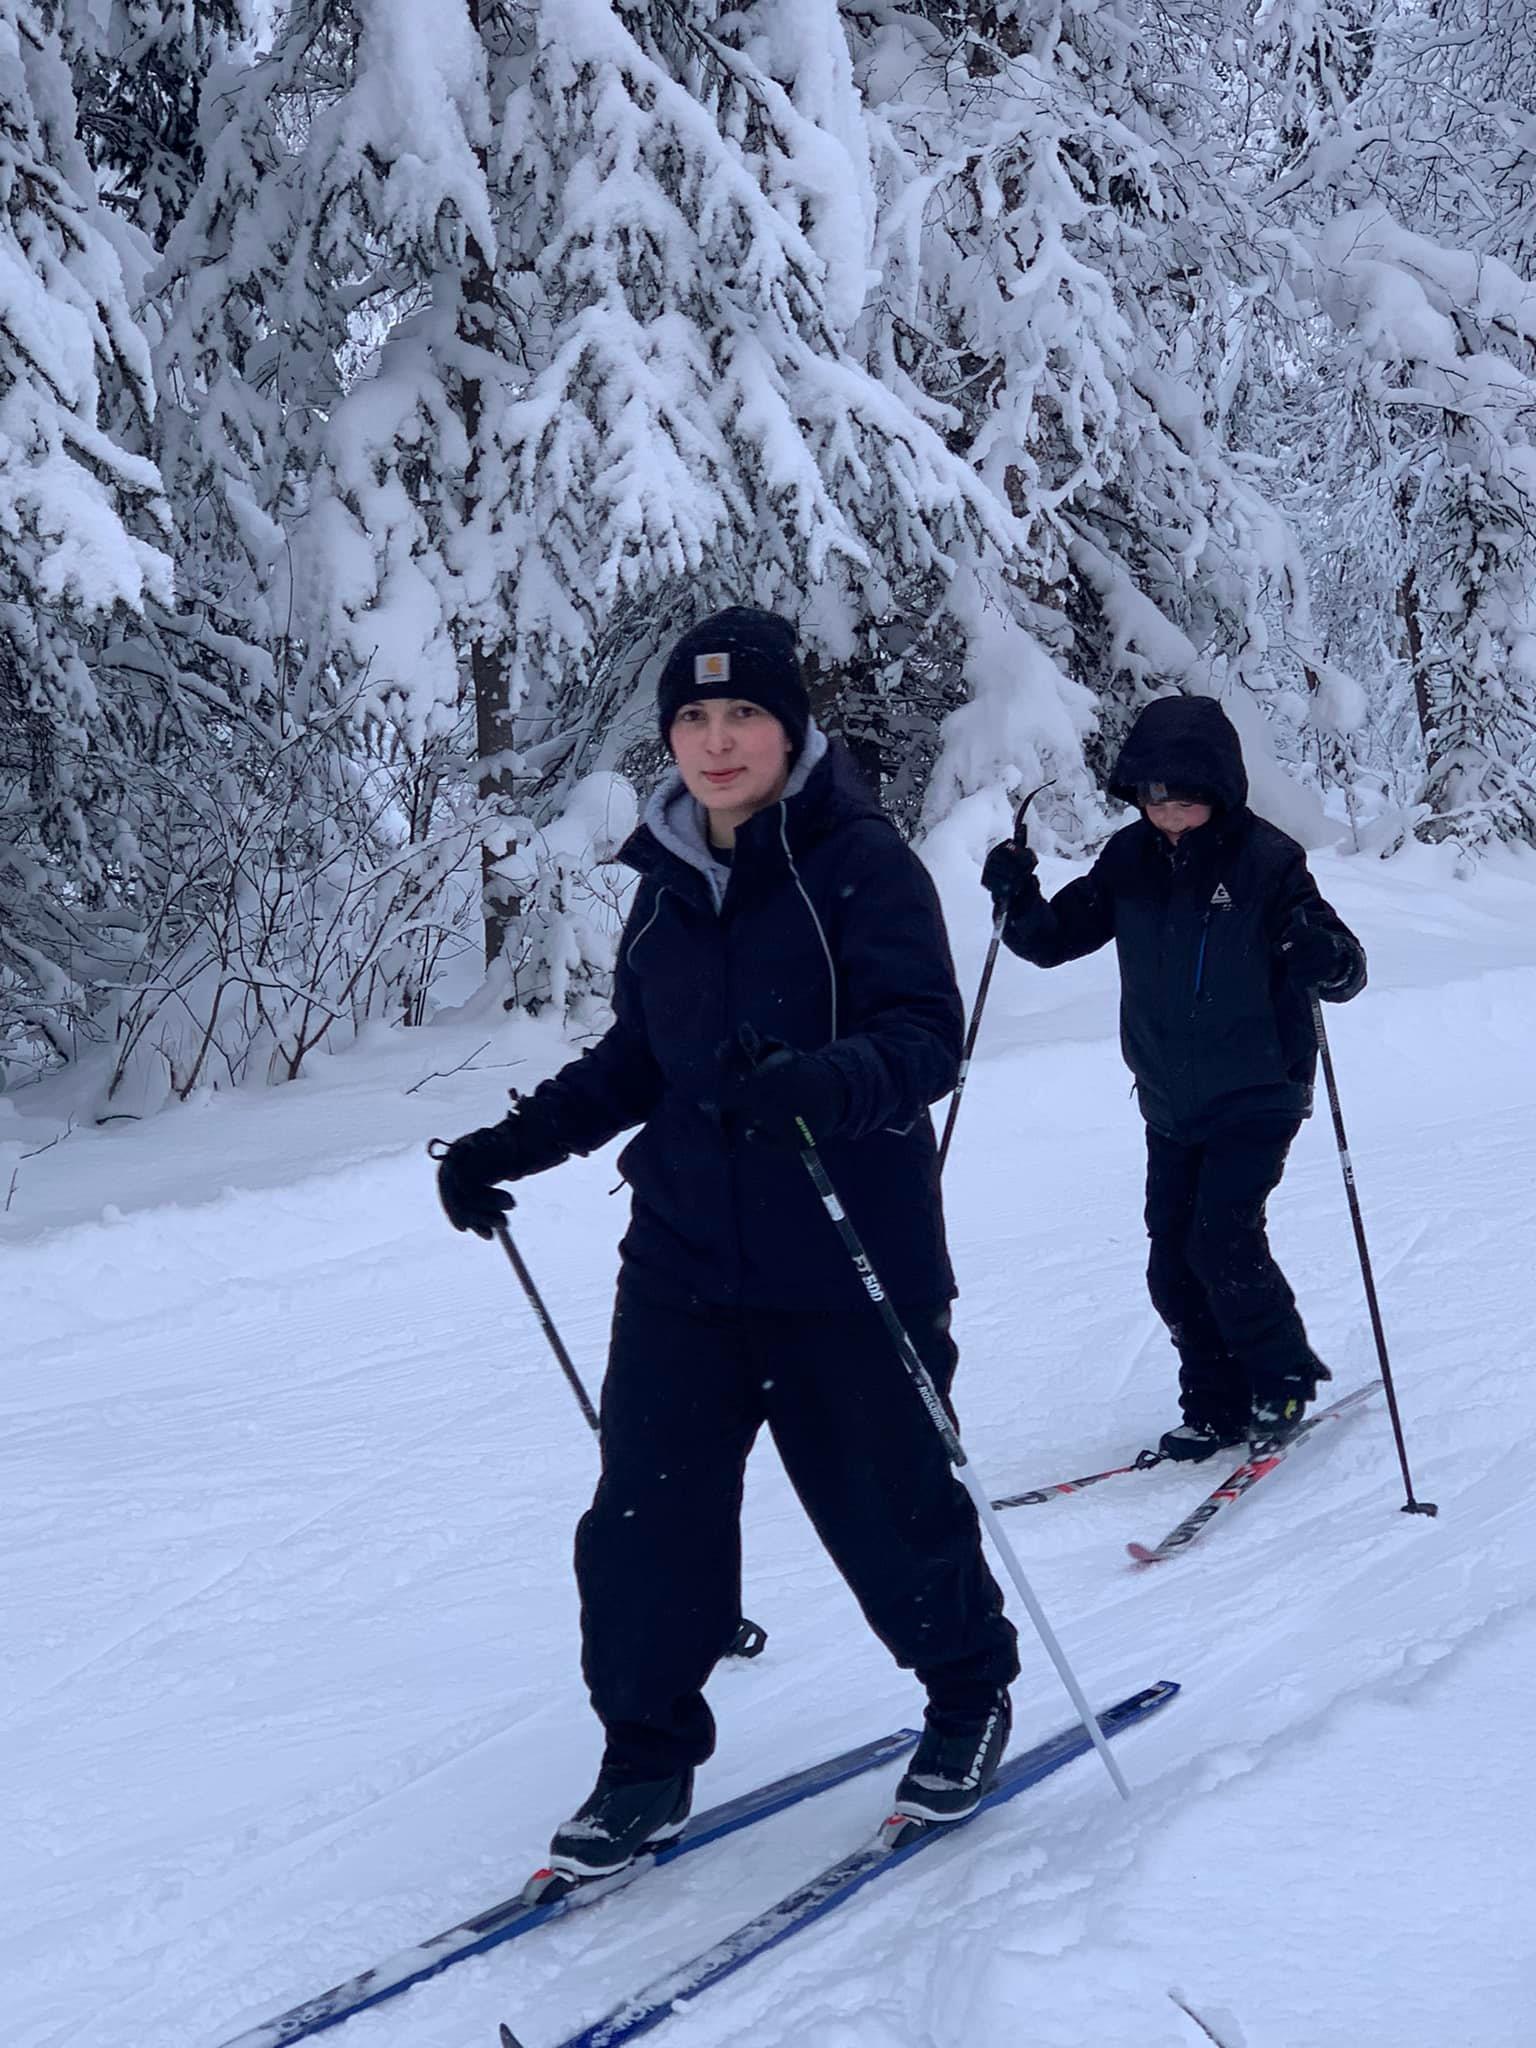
[981,839,1042,913]
[1279,916,1349,994]
[717,1035,848,1148]
[435,1110,567,1237]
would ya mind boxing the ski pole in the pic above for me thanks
[939,783,1051,1173]
[430,1141,770,1657]
[495,1204,771,1656]
[937,907,1005,1175]
[430,1142,604,1430]
[774,1113,1130,1800]
[491,1212,601,1430]
[1310,1000,1437,1517]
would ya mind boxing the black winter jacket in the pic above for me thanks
[509,731,964,1310]
[1002,698,1366,1140]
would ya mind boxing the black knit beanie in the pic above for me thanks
[657,607,810,758]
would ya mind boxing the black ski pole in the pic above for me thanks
[1310,1000,1437,1517]
[741,1072,1128,1800]
[430,1141,605,1431]
[938,783,1052,1173]
[430,1140,770,1656]
[491,1213,601,1430]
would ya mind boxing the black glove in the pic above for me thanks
[435,1111,566,1238]
[981,838,1041,913]
[1280,916,1347,993]
[719,1040,849,1148]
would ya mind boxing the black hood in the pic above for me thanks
[1107,696,1248,812]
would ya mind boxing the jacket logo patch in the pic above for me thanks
[695,651,731,683]
[1210,883,1233,909]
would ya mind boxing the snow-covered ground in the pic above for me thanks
[7,842,1536,2048]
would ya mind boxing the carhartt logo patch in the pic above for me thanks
[694,651,731,684]
[1210,883,1233,908]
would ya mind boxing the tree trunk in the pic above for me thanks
[460,0,518,969]
[1397,563,1436,781]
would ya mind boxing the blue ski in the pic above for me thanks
[505,1680,1179,2048]
[216,1728,919,2048]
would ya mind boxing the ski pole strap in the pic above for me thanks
[792,1119,966,1465]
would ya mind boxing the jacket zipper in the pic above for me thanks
[1193,909,1213,1002]
[624,883,670,969]
[718,890,747,1308]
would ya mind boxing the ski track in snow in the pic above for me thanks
[5,850,1536,2048]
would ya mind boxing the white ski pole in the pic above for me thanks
[784,1109,1131,1801]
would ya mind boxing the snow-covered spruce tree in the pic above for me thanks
[479,2,1035,847]
[1313,210,1536,848]
[147,0,355,696]
[60,0,250,240]
[0,2,178,1081]
[844,0,1311,848]
[1244,0,1536,849]
[282,0,504,968]
[117,0,494,1098]
[281,0,1046,1004]
[1155,0,1388,833]
[150,0,607,1029]
[1355,0,1536,847]
[288,0,1332,954]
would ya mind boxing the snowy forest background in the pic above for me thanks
[4,0,1535,1117]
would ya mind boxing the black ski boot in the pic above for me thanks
[1251,1361,1332,1445]
[882,1694,1011,1846]
[1158,1420,1243,1464]
[524,1769,693,1901]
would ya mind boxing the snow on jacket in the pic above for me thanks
[1002,697,1367,1140]
[510,728,964,1310]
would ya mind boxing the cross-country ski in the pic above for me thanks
[214,1732,917,2048]
[498,1684,1178,2048]
[993,1446,1166,1508]
[1127,1382,1384,1565]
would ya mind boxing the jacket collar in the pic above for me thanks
[1143,804,1250,877]
[625,724,831,910]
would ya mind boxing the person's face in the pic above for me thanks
[670,697,792,828]
[1142,793,1213,843]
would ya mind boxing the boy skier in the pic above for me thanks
[439,608,1019,1888]
[981,696,1366,1460]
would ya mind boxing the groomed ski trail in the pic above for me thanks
[6,848,1536,2048]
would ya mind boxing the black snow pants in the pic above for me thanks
[1144,1118,1327,1434]
[576,1280,1020,1779]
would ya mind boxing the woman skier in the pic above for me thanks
[437,607,1019,1885]
[981,696,1366,1461]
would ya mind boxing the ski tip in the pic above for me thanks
[1126,1542,1161,1566]
[500,2026,525,2048]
